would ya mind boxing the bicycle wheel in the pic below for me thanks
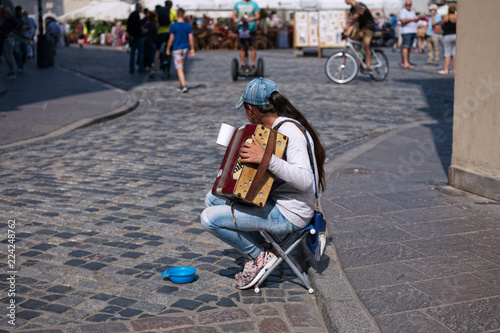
[370,50,389,81]
[325,52,358,84]
[231,58,239,81]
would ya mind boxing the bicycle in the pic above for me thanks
[325,33,389,84]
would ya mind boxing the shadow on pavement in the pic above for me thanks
[394,77,455,176]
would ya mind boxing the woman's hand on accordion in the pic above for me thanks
[239,135,265,164]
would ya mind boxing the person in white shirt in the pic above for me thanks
[201,78,326,290]
[398,0,422,68]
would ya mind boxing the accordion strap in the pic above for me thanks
[245,128,278,204]
[275,119,319,205]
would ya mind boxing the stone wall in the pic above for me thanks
[449,0,500,201]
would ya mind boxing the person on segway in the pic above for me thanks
[233,0,260,73]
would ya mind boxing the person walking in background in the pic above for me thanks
[389,13,400,52]
[46,17,60,55]
[112,21,125,49]
[0,6,19,79]
[76,19,86,48]
[166,8,194,93]
[0,5,4,60]
[58,21,65,47]
[439,4,456,75]
[13,5,29,73]
[416,14,427,53]
[425,4,442,66]
[23,11,37,63]
[143,10,157,72]
[398,0,420,69]
[63,21,71,47]
[152,1,177,75]
[127,3,145,74]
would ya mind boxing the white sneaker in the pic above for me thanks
[235,249,277,289]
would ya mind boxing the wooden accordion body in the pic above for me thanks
[212,124,288,207]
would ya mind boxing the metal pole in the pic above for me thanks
[38,0,43,35]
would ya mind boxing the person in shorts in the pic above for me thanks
[166,8,194,93]
[76,19,86,48]
[398,0,422,68]
[233,0,260,71]
[344,0,376,72]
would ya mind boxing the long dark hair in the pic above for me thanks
[245,92,326,191]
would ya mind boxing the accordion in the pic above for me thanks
[212,124,288,207]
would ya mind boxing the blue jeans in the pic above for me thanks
[129,37,144,73]
[200,192,299,260]
[401,33,416,48]
[15,38,27,70]
[3,37,17,74]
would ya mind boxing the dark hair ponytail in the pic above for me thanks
[250,92,326,191]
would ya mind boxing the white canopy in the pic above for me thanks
[58,0,134,21]
[58,0,421,21]
[145,0,404,12]
[161,0,409,17]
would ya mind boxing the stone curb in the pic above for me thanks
[0,93,139,150]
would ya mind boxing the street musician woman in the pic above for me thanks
[201,78,325,289]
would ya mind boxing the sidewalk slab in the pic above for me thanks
[0,63,138,148]
[311,120,500,333]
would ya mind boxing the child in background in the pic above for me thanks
[166,8,195,93]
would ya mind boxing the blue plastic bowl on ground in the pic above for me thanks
[161,266,196,284]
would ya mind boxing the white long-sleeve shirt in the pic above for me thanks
[267,116,319,228]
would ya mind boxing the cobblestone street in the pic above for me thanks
[0,46,459,332]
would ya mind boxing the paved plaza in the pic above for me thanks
[0,45,499,332]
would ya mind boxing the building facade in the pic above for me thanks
[449,0,500,201]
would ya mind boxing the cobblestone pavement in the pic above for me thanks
[0,46,455,332]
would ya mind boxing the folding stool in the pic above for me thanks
[254,225,316,294]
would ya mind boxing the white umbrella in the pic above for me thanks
[83,1,133,20]
[58,0,133,21]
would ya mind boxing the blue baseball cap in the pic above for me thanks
[235,78,279,109]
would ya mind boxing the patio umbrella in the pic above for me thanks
[58,0,133,21]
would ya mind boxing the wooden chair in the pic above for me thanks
[256,32,267,50]
[207,33,222,49]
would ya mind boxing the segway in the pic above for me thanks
[231,17,264,81]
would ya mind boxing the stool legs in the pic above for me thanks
[255,230,314,294]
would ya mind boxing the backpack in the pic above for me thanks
[157,7,171,26]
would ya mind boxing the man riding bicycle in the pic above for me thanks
[233,0,260,71]
[343,0,376,72]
